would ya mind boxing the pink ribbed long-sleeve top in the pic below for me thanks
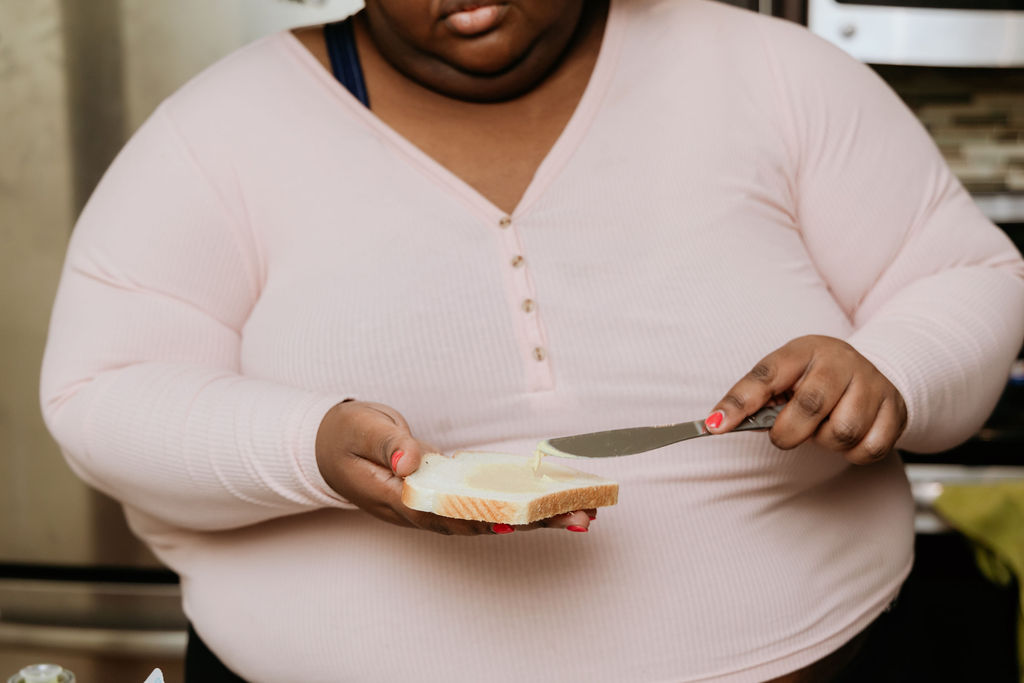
[41,1,1024,680]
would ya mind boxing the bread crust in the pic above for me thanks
[401,481,619,524]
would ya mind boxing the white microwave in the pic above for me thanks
[807,0,1024,66]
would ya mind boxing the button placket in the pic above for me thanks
[495,214,553,390]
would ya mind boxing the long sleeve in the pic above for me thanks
[40,106,352,531]
[759,22,1024,453]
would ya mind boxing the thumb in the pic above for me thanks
[346,402,424,477]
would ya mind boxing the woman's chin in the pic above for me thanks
[422,70,538,102]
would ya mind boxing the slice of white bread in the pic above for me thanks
[401,451,618,525]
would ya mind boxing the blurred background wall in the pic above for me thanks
[0,0,362,565]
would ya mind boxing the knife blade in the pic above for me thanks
[536,404,784,459]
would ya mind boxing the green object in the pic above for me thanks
[933,481,1024,683]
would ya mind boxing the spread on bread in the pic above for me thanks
[465,461,568,493]
[529,449,545,474]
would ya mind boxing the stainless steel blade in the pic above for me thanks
[537,405,783,459]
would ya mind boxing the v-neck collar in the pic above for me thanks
[279,1,626,224]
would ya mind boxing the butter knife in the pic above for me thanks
[536,405,784,459]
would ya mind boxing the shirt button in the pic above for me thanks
[510,255,524,268]
[498,216,512,228]
[521,299,536,313]
[533,346,546,361]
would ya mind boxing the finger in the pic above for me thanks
[769,363,851,450]
[387,441,437,479]
[332,449,418,526]
[398,508,601,537]
[406,511,495,536]
[706,343,811,433]
[844,396,907,466]
[493,509,595,534]
[812,382,879,453]
[340,402,424,476]
[396,439,445,478]
[535,510,591,533]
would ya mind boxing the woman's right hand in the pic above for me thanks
[315,400,594,535]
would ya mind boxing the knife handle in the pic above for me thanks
[730,404,784,432]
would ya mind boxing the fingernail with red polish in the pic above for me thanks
[705,411,724,430]
[492,524,514,534]
[567,525,588,533]
[390,450,405,472]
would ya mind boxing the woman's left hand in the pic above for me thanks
[704,335,907,465]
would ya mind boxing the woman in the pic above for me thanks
[40,0,1024,680]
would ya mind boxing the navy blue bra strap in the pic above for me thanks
[324,17,369,108]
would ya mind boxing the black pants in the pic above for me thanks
[185,624,248,682]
